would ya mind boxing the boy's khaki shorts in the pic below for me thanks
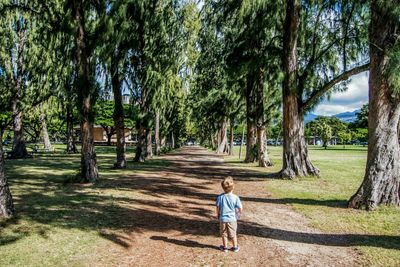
[220,221,237,239]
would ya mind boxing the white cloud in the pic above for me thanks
[314,71,369,116]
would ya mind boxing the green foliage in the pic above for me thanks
[0,112,12,132]
[306,116,348,138]
[350,103,368,129]
[337,130,352,147]
[318,122,332,148]
[297,1,370,112]
[352,128,368,143]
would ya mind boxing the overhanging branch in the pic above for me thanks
[301,62,369,113]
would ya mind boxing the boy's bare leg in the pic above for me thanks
[222,236,228,248]
[232,236,238,248]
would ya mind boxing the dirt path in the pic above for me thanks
[99,146,361,267]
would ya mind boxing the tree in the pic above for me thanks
[351,103,368,129]
[69,0,109,182]
[318,122,332,149]
[337,130,352,148]
[0,7,33,158]
[222,0,282,165]
[352,128,368,143]
[280,0,369,179]
[190,1,237,154]
[349,0,400,209]
[128,0,185,162]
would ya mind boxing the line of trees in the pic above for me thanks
[190,0,399,209]
[0,0,199,217]
[0,0,399,217]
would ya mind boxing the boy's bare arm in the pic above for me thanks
[216,206,220,219]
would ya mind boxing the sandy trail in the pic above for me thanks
[97,146,360,267]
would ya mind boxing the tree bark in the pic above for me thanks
[245,73,257,163]
[66,103,78,153]
[0,130,14,217]
[73,0,98,183]
[134,123,147,162]
[155,111,161,156]
[106,130,113,146]
[39,108,53,151]
[171,132,175,149]
[216,119,228,154]
[11,108,28,159]
[111,55,127,168]
[349,0,400,209]
[146,129,153,158]
[161,136,166,150]
[257,126,272,167]
[239,124,245,159]
[229,119,234,156]
[256,68,272,167]
[280,0,319,178]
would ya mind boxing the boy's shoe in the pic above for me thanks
[231,246,240,252]
[219,245,228,252]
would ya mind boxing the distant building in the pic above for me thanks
[76,126,136,144]
[102,92,131,104]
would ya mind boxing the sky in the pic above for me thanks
[313,71,369,116]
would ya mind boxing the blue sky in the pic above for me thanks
[314,71,369,116]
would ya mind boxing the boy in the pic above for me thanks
[216,176,243,252]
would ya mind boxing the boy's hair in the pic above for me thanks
[221,176,234,193]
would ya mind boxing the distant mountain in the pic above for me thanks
[305,109,361,124]
[334,109,360,123]
[304,113,318,123]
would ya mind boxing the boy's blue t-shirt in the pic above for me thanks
[216,193,242,222]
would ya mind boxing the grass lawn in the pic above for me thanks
[0,144,169,266]
[226,145,400,266]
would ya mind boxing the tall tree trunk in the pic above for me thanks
[146,129,153,158]
[39,108,53,151]
[245,122,257,162]
[134,124,147,162]
[171,132,175,149]
[209,133,214,149]
[73,0,98,183]
[280,0,319,178]
[239,124,245,159]
[256,68,272,167]
[10,18,28,159]
[111,55,126,168]
[0,130,14,217]
[257,126,272,167]
[229,119,234,156]
[11,101,28,159]
[11,86,28,158]
[217,119,228,154]
[66,103,78,153]
[106,131,113,146]
[349,0,400,209]
[161,136,166,150]
[155,111,161,156]
[245,73,257,163]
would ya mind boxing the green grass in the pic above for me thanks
[227,145,400,266]
[0,144,170,266]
